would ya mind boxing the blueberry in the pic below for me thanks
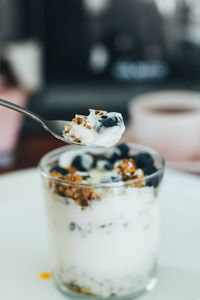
[143,165,159,188]
[96,158,113,171]
[69,222,82,231]
[100,115,108,120]
[72,154,93,171]
[99,116,120,128]
[50,166,69,176]
[111,144,130,161]
[143,165,157,175]
[118,144,129,156]
[132,153,154,168]
[72,155,84,171]
[69,222,76,231]
[105,161,113,171]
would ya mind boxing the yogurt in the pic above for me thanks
[45,185,159,297]
[63,109,125,147]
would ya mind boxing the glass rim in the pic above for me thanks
[38,142,165,188]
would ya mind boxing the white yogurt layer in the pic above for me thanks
[63,109,125,147]
[45,185,159,297]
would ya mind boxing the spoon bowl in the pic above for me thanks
[44,119,85,145]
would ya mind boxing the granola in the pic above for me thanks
[50,170,98,208]
[48,144,157,206]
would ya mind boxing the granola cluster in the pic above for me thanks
[63,122,81,143]
[50,170,98,208]
[115,159,137,180]
[63,115,91,140]
[92,109,105,116]
[114,159,145,187]
[63,109,106,143]
[65,281,96,297]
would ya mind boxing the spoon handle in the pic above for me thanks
[0,98,45,126]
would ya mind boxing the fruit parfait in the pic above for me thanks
[39,143,164,300]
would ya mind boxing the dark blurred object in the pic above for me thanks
[44,0,200,84]
[0,58,18,87]
[0,0,43,41]
[44,0,167,82]
[173,0,200,74]
[0,0,25,40]
[0,58,28,168]
[1,0,200,84]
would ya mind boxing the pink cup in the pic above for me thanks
[0,88,28,167]
[129,91,200,162]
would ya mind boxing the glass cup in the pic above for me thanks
[39,143,165,300]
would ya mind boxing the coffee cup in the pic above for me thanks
[129,91,200,161]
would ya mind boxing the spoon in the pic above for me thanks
[0,98,81,145]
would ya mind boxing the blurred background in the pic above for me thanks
[0,0,200,173]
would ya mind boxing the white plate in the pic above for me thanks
[0,168,200,300]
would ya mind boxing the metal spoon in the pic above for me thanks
[0,98,81,145]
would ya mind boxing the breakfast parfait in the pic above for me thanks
[39,139,164,299]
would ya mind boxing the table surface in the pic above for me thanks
[0,168,200,300]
